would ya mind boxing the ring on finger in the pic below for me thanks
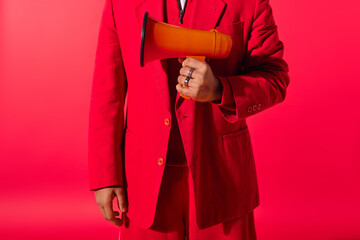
[184,76,191,87]
[188,68,195,79]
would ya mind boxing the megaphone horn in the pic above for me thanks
[140,11,232,67]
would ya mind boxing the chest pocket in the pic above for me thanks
[215,20,244,37]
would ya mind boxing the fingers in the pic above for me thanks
[98,198,123,226]
[177,63,203,100]
[181,57,204,70]
[179,67,200,80]
[177,72,204,88]
[178,57,205,73]
[114,187,128,213]
[95,187,125,227]
[178,57,206,85]
[176,57,217,102]
[177,75,190,88]
[176,83,196,99]
[102,199,123,226]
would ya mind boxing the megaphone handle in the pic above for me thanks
[180,56,206,99]
[186,56,206,62]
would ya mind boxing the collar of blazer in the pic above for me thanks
[131,0,226,113]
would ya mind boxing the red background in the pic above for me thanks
[0,0,359,239]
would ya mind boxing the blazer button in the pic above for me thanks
[164,118,170,126]
[247,106,253,113]
[257,104,262,110]
[158,157,164,166]
[252,105,258,111]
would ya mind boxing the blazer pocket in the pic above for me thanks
[222,126,249,140]
[222,126,254,172]
[215,20,244,37]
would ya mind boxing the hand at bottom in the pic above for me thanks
[94,186,128,226]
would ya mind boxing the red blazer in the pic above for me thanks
[88,0,289,230]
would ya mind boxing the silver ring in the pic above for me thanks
[184,76,191,87]
[188,68,195,78]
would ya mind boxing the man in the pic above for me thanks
[88,0,289,239]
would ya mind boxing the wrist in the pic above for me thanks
[212,77,223,103]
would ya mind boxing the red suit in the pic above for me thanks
[88,0,289,231]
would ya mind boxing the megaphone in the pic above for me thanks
[140,11,232,98]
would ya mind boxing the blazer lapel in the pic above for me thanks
[133,0,165,31]
[187,0,226,30]
[133,0,171,113]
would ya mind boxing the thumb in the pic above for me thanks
[114,187,127,213]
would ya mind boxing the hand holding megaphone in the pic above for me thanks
[175,57,223,102]
[140,12,232,99]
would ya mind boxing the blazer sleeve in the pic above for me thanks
[213,0,290,123]
[88,0,126,191]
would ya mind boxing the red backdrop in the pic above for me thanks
[0,0,359,239]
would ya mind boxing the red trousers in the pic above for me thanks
[118,164,257,240]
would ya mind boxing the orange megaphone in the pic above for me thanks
[140,11,232,98]
[140,11,232,66]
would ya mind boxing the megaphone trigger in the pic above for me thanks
[180,93,191,99]
[185,56,206,62]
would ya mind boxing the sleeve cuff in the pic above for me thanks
[212,76,235,110]
[211,76,238,122]
[90,184,123,191]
